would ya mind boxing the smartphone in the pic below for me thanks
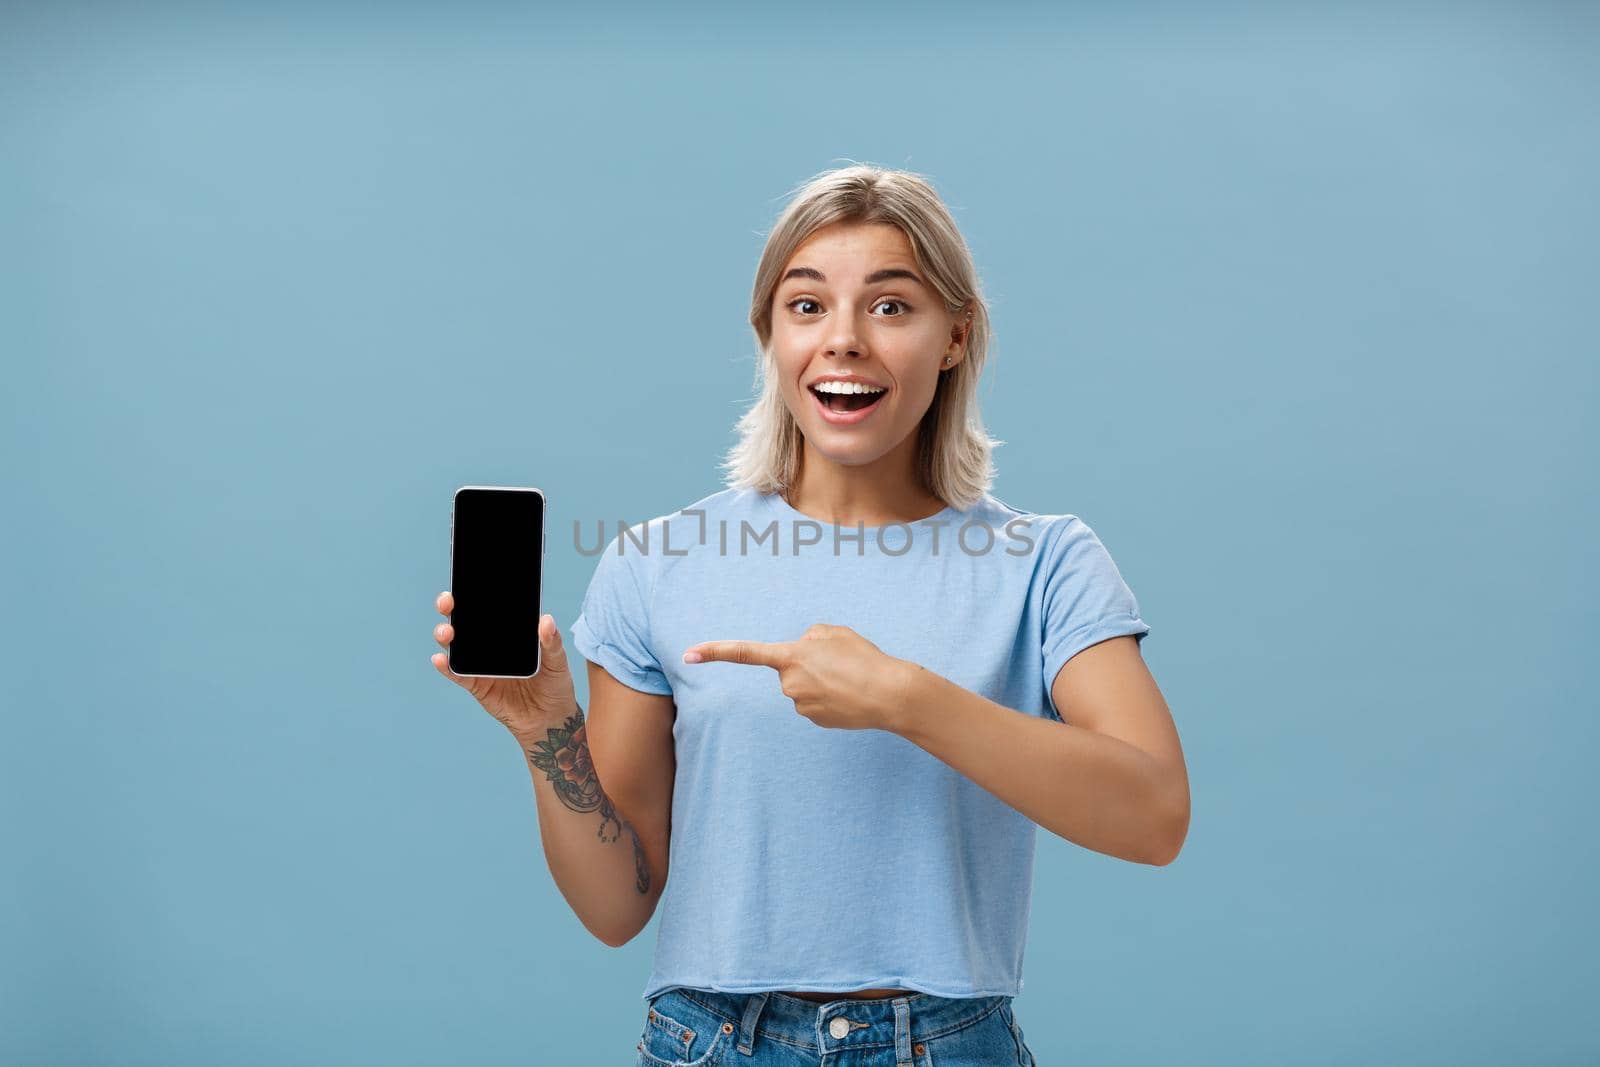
[448,485,546,678]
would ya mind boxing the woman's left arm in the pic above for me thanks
[682,625,1189,866]
[889,635,1189,866]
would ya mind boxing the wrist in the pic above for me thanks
[884,658,930,735]
[509,705,579,751]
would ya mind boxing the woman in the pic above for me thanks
[432,163,1188,1066]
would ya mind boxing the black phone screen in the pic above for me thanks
[448,486,545,678]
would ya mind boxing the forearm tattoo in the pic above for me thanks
[524,710,652,895]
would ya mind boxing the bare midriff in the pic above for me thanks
[777,988,911,1002]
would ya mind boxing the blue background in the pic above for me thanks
[3,2,1595,1063]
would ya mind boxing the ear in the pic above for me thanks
[945,304,974,365]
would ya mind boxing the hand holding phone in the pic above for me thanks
[431,592,578,742]
[431,486,576,740]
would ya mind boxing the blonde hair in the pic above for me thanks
[719,162,1003,511]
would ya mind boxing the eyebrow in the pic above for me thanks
[780,267,926,288]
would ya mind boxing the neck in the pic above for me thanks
[784,437,945,527]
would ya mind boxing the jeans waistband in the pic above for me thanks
[661,987,1011,1059]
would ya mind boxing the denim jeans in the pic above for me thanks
[633,988,1038,1066]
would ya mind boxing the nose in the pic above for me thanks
[824,322,864,358]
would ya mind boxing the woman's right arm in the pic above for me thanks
[572,661,676,943]
[431,592,674,948]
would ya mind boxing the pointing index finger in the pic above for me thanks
[683,640,791,668]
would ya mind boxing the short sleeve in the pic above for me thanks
[1039,516,1151,721]
[569,525,673,696]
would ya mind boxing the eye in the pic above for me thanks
[783,297,912,317]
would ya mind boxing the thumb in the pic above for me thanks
[537,614,572,675]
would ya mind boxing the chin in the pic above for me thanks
[801,425,901,465]
[809,445,883,467]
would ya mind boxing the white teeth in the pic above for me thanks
[812,381,886,395]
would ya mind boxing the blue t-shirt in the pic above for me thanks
[569,486,1150,1002]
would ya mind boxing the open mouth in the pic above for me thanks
[808,383,888,417]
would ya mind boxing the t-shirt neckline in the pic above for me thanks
[761,489,961,532]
